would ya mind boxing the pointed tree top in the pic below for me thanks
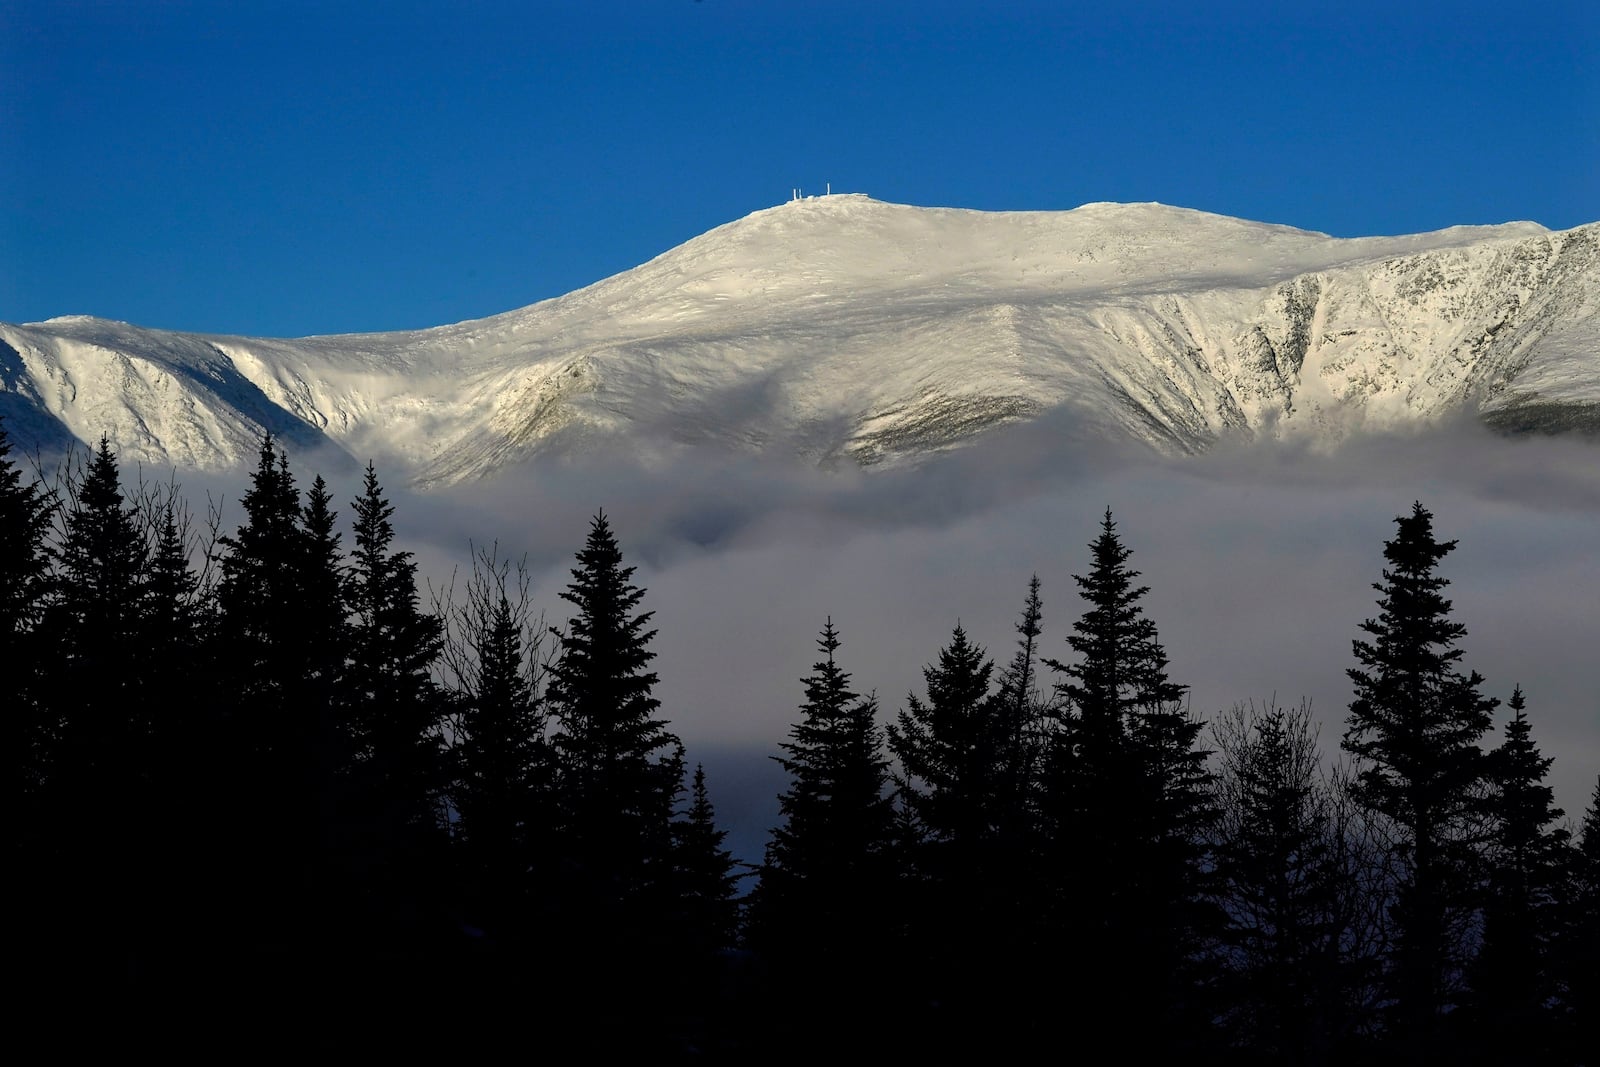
[818,615,842,661]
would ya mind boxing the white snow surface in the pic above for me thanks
[3,195,1595,482]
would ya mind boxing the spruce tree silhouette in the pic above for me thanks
[143,499,200,678]
[3,421,56,828]
[547,511,684,1006]
[890,623,1043,1047]
[39,437,154,977]
[671,763,741,957]
[1341,502,1497,1051]
[444,549,554,947]
[666,763,746,1054]
[1566,778,1600,1061]
[215,437,319,708]
[992,573,1048,823]
[1042,509,1216,1053]
[747,619,895,1050]
[139,491,210,982]
[342,462,450,962]
[49,440,147,771]
[0,419,52,649]
[1469,686,1571,1063]
[348,464,445,787]
[890,623,1000,849]
[212,437,350,969]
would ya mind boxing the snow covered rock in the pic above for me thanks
[3,196,1594,483]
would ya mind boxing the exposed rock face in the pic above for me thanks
[3,197,1595,483]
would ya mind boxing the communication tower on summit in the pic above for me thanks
[789,182,832,203]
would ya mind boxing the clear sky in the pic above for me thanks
[3,0,1596,337]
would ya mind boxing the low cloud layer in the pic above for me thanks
[169,420,1600,865]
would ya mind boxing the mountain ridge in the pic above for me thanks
[3,196,1595,483]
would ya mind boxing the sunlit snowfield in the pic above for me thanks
[6,197,1594,484]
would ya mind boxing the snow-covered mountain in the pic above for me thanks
[3,195,1595,483]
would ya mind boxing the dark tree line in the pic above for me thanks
[7,423,1596,1059]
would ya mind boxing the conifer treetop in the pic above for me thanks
[1582,776,1600,864]
[554,511,659,694]
[1049,507,1184,726]
[767,618,893,859]
[1342,501,1497,820]
[547,511,682,870]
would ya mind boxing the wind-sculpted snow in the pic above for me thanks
[2,196,1594,482]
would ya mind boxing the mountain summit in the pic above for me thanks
[3,195,1595,482]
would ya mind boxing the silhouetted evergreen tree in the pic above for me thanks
[992,573,1049,828]
[4,420,56,817]
[0,418,53,648]
[672,763,741,955]
[889,622,1041,1047]
[747,619,895,1042]
[1041,509,1217,1052]
[442,546,554,944]
[53,438,168,953]
[1128,632,1219,1027]
[995,576,1045,720]
[211,437,350,964]
[547,512,684,983]
[1341,502,1497,1052]
[889,623,1000,847]
[215,437,314,704]
[1564,777,1600,1060]
[1466,686,1570,1063]
[41,438,157,974]
[342,463,449,957]
[300,474,350,709]
[659,762,746,1053]
[1041,510,1169,907]
[137,490,212,980]
[142,498,201,671]
[50,436,148,723]
[990,575,1053,979]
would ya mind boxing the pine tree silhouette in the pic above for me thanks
[0,418,53,649]
[3,420,56,819]
[993,573,1048,824]
[547,512,684,980]
[890,624,1000,847]
[212,437,350,966]
[1566,777,1600,1060]
[747,619,895,1049]
[341,462,449,960]
[348,464,444,790]
[890,622,1044,1048]
[1042,509,1216,1052]
[443,545,554,945]
[48,439,148,774]
[1469,686,1571,1062]
[671,763,741,956]
[36,437,155,977]
[138,489,211,982]
[1341,501,1497,1049]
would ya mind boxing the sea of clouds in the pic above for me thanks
[168,416,1599,866]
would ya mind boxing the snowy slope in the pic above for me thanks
[2,195,1595,483]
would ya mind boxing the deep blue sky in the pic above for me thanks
[4,0,1595,337]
